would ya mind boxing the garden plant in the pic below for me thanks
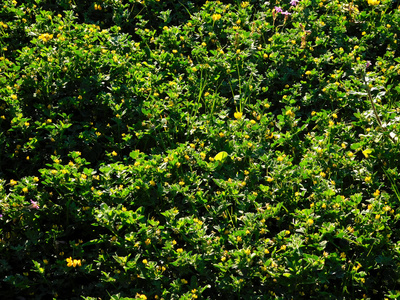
[1,0,400,299]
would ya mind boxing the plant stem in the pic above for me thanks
[363,73,395,143]
[364,79,383,128]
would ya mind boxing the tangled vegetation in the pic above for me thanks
[1,0,400,299]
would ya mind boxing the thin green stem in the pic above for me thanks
[382,167,400,203]
[362,73,395,143]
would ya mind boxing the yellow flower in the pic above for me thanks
[73,259,81,267]
[10,179,17,186]
[285,109,295,117]
[111,151,117,156]
[367,0,380,5]
[211,14,222,22]
[66,257,73,267]
[365,176,372,183]
[362,149,373,158]
[307,219,314,225]
[22,187,28,193]
[234,111,243,120]
[142,259,148,264]
[353,263,361,271]
[66,257,81,267]
[177,248,183,253]
[373,190,380,197]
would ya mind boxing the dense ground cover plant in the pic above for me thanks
[1,0,400,299]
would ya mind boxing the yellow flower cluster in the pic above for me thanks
[367,0,380,5]
[211,14,222,22]
[38,33,53,43]
[285,109,295,118]
[66,257,81,267]
[234,111,243,120]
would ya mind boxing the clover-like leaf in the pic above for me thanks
[214,151,228,163]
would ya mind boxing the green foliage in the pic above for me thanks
[1,0,400,299]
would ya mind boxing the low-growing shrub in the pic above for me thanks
[1,0,400,299]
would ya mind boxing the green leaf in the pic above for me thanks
[350,143,362,150]
[129,150,140,160]
[214,151,228,162]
